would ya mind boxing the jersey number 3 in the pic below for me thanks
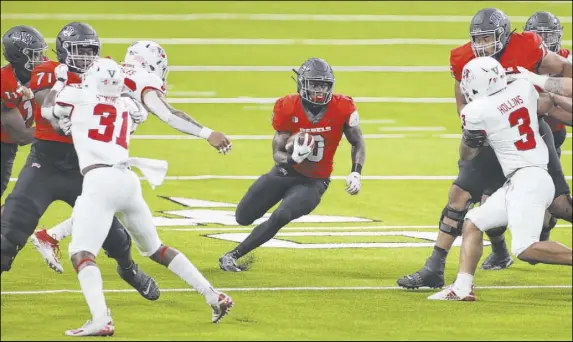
[509,108,536,151]
[88,103,129,149]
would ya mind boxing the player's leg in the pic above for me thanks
[120,170,233,323]
[221,177,329,272]
[541,118,572,224]
[553,126,567,158]
[0,142,17,198]
[234,166,295,226]
[397,145,494,289]
[1,151,56,274]
[66,174,115,337]
[507,168,572,266]
[428,185,509,301]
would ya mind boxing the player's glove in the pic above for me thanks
[15,85,34,102]
[507,66,548,89]
[54,64,69,84]
[58,116,72,136]
[345,172,361,195]
[127,98,149,124]
[291,133,314,164]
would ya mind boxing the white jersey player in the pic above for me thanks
[51,58,233,337]
[429,57,573,302]
[31,41,233,274]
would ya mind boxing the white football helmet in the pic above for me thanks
[460,57,508,103]
[124,40,169,83]
[82,57,125,97]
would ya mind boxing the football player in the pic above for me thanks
[397,8,572,289]
[524,11,572,157]
[31,40,232,274]
[0,22,160,302]
[219,57,365,272]
[428,57,572,301]
[46,58,232,336]
[0,26,45,199]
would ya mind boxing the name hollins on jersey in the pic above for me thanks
[497,95,524,114]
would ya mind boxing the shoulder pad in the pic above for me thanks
[123,68,164,102]
[272,95,296,132]
[450,43,474,81]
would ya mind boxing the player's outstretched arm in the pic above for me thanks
[537,51,572,78]
[141,88,231,154]
[513,66,572,98]
[540,93,573,126]
[272,131,292,164]
[343,123,365,195]
[40,65,68,131]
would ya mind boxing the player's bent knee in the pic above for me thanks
[485,226,507,238]
[70,251,96,273]
[439,205,469,237]
[102,220,132,260]
[448,184,473,207]
[150,245,179,266]
[235,208,256,226]
[0,234,21,272]
[513,240,537,261]
[549,194,572,222]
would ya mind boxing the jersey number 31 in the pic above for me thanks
[88,103,129,149]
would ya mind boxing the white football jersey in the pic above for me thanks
[54,85,135,171]
[122,65,166,103]
[461,79,548,177]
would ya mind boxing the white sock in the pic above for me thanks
[78,265,108,320]
[454,272,474,294]
[47,218,73,241]
[168,253,220,305]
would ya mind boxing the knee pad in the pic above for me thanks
[1,234,21,272]
[485,226,507,238]
[102,220,132,260]
[439,205,469,237]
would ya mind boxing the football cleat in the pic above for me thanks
[65,311,114,337]
[219,253,243,272]
[428,284,477,301]
[397,267,445,289]
[117,263,160,301]
[211,293,234,323]
[480,252,514,270]
[30,228,64,274]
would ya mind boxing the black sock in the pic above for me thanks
[424,246,448,274]
[489,235,509,255]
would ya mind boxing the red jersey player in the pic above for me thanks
[398,7,573,290]
[0,26,45,198]
[523,11,572,155]
[219,58,366,272]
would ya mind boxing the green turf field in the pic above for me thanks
[1,1,572,340]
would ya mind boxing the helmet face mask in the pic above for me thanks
[469,8,511,58]
[471,28,505,57]
[21,44,48,71]
[295,57,335,106]
[56,22,101,74]
[524,11,563,53]
[63,41,100,73]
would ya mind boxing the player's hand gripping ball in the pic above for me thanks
[288,132,315,164]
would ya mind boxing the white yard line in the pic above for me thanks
[38,38,573,46]
[169,65,451,72]
[165,97,456,104]
[4,13,571,23]
[378,126,446,132]
[1,285,571,295]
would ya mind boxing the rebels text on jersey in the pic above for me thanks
[30,61,82,144]
[272,94,356,179]
[450,32,547,81]
[461,79,548,177]
[0,64,37,143]
[54,86,133,171]
[122,65,166,103]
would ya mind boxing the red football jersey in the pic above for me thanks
[0,64,38,143]
[272,94,356,178]
[30,61,82,144]
[450,31,547,81]
[558,48,571,59]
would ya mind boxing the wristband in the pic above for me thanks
[199,127,213,139]
[351,163,363,174]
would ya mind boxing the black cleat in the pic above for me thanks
[480,252,514,270]
[397,267,445,289]
[117,263,160,300]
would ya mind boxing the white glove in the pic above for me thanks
[345,172,361,195]
[58,116,72,136]
[54,64,69,84]
[291,133,314,164]
[16,85,34,102]
[507,66,548,88]
[126,97,148,124]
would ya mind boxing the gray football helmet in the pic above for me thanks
[469,8,512,57]
[524,11,563,53]
[55,22,100,73]
[292,58,335,106]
